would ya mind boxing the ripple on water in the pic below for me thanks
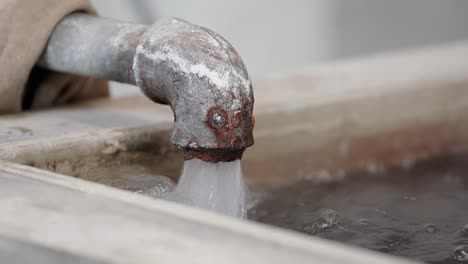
[248,152,468,264]
[453,245,468,262]
[356,219,369,226]
[424,224,440,234]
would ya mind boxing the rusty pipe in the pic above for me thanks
[38,13,254,162]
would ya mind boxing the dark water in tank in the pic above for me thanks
[248,154,468,264]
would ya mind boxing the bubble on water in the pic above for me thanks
[453,245,468,261]
[165,159,246,218]
[356,219,369,226]
[424,224,439,234]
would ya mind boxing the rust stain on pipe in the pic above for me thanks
[133,18,254,162]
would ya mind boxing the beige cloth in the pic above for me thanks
[0,0,108,114]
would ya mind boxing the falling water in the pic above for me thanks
[165,159,246,218]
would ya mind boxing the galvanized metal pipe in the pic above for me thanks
[38,14,147,84]
[38,13,254,162]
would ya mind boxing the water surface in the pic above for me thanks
[249,154,468,263]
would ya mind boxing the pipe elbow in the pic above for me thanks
[133,18,254,162]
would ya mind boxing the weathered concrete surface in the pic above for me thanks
[0,160,416,264]
[0,235,106,264]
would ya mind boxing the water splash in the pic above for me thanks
[304,209,341,234]
[165,159,246,218]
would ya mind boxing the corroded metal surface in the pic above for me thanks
[134,18,254,161]
[38,14,254,162]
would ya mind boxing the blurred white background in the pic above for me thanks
[90,0,468,96]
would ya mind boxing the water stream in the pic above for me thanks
[165,159,246,218]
